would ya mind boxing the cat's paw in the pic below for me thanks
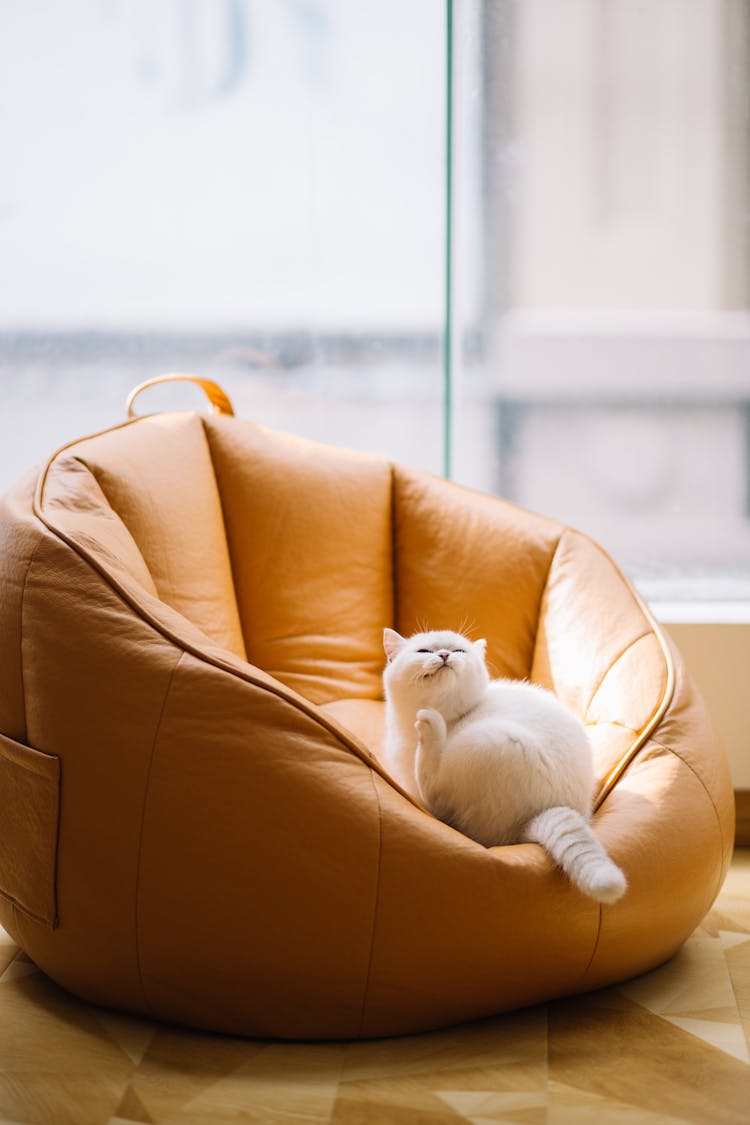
[415,708,446,743]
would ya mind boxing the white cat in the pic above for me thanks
[382,627,627,905]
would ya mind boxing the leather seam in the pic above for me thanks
[133,649,185,1018]
[78,454,173,593]
[18,532,45,745]
[199,415,248,660]
[0,746,58,779]
[584,735,730,985]
[646,736,730,903]
[584,630,653,722]
[17,537,63,929]
[575,532,675,809]
[584,719,636,733]
[530,527,567,686]
[580,903,604,981]
[0,887,54,930]
[356,769,384,1039]
[68,455,160,599]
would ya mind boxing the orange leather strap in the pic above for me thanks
[125,374,235,419]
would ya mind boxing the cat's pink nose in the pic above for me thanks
[439,651,449,663]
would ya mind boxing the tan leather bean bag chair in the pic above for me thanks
[0,377,734,1039]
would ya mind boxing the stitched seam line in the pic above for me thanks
[19,537,66,930]
[584,630,652,721]
[357,769,384,1038]
[18,533,45,744]
[530,527,566,684]
[583,736,729,985]
[200,415,248,660]
[584,719,637,733]
[67,455,160,602]
[0,755,57,780]
[647,737,731,904]
[580,533,675,809]
[581,903,604,980]
[76,453,173,595]
[133,650,184,1017]
[0,886,54,929]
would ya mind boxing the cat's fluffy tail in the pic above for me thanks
[522,806,627,904]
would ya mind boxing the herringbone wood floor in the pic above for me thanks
[1,852,749,1124]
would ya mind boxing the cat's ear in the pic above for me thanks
[473,638,488,659]
[383,628,406,662]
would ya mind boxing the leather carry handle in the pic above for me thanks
[126,374,235,419]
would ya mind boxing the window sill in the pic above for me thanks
[647,601,750,625]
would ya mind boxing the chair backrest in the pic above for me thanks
[0,406,675,803]
[18,410,569,708]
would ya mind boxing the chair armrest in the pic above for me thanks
[531,528,672,797]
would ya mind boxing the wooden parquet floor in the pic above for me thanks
[1,852,749,1124]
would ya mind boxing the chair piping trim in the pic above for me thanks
[532,527,676,812]
[592,548,676,810]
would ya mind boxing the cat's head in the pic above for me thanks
[382,628,489,720]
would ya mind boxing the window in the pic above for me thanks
[0,0,446,482]
[2,0,748,605]
[450,0,750,604]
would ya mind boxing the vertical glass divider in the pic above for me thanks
[443,0,454,479]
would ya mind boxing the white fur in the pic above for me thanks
[382,628,626,904]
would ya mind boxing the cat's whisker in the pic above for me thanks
[452,615,478,640]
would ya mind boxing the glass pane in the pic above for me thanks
[0,1,446,491]
[451,0,750,602]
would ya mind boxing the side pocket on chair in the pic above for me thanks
[0,732,60,928]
